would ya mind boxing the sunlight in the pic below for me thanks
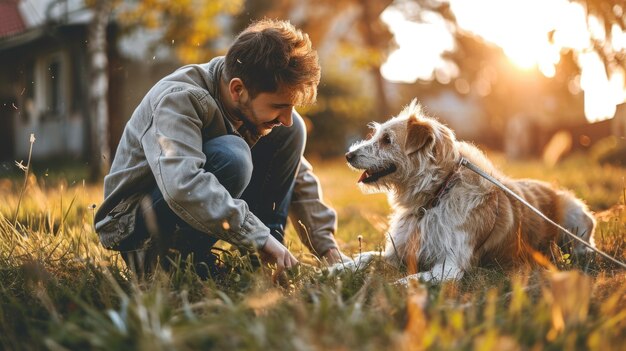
[611,24,626,51]
[579,52,615,122]
[451,0,567,72]
[381,0,626,122]
[380,6,455,83]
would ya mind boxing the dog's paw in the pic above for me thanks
[394,273,427,287]
[329,259,357,275]
[395,272,438,286]
[329,251,378,275]
[394,269,463,286]
[394,272,440,287]
[394,275,422,288]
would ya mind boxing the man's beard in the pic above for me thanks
[231,103,277,147]
[234,102,280,137]
[234,105,261,136]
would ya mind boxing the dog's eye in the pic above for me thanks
[380,134,391,145]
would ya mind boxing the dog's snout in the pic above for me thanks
[345,151,355,162]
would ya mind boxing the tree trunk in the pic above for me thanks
[88,0,113,181]
[358,0,392,119]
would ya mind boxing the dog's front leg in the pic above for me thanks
[396,261,465,286]
[329,251,381,274]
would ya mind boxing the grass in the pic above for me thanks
[1,151,625,350]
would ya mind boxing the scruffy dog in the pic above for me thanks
[338,99,595,284]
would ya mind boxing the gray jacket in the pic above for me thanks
[95,57,339,255]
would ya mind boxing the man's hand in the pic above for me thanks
[259,235,298,281]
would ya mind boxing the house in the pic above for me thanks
[0,0,179,166]
[0,0,94,162]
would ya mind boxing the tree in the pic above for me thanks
[235,0,395,119]
[397,0,624,129]
[87,0,114,180]
[355,0,395,118]
[573,0,626,77]
[85,0,245,179]
[405,0,625,105]
[117,0,245,63]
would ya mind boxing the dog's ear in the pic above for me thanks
[405,114,434,156]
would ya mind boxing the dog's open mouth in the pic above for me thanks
[358,164,397,184]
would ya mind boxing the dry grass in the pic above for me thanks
[0,153,625,350]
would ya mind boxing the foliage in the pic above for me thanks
[116,0,245,63]
[393,0,625,149]
[571,0,626,74]
[1,153,625,350]
[302,74,376,158]
[410,0,626,81]
[235,0,395,118]
[108,0,396,158]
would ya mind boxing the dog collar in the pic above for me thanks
[417,163,462,218]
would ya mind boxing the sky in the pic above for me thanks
[380,0,626,122]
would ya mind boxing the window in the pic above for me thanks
[47,60,62,115]
[35,52,68,121]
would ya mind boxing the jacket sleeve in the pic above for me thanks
[288,157,340,257]
[141,88,270,251]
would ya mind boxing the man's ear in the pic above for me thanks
[228,78,246,102]
[405,114,434,156]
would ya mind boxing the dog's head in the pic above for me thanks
[346,99,458,193]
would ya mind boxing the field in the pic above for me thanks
[1,152,625,350]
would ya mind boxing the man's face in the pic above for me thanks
[235,88,296,136]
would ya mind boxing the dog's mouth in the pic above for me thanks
[358,164,397,184]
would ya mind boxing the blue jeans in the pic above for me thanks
[121,113,306,278]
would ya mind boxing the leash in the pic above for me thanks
[459,157,626,270]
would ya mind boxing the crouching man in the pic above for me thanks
[94,19,348,280]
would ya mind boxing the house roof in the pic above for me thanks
[0,0,95,51]
[0,1,26,38]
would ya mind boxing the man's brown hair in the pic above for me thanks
[224,19,321,105]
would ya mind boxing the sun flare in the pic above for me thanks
[381,0,626,122]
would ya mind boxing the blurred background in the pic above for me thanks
[0,0,625,180]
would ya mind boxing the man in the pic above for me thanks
[94,19,348,280]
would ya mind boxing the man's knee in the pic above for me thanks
[203,135,253,198]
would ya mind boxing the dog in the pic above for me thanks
[336,99,596,284]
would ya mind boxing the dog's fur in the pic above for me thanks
[340,100,596,283]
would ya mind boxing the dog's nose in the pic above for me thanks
[345,151,355,162]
